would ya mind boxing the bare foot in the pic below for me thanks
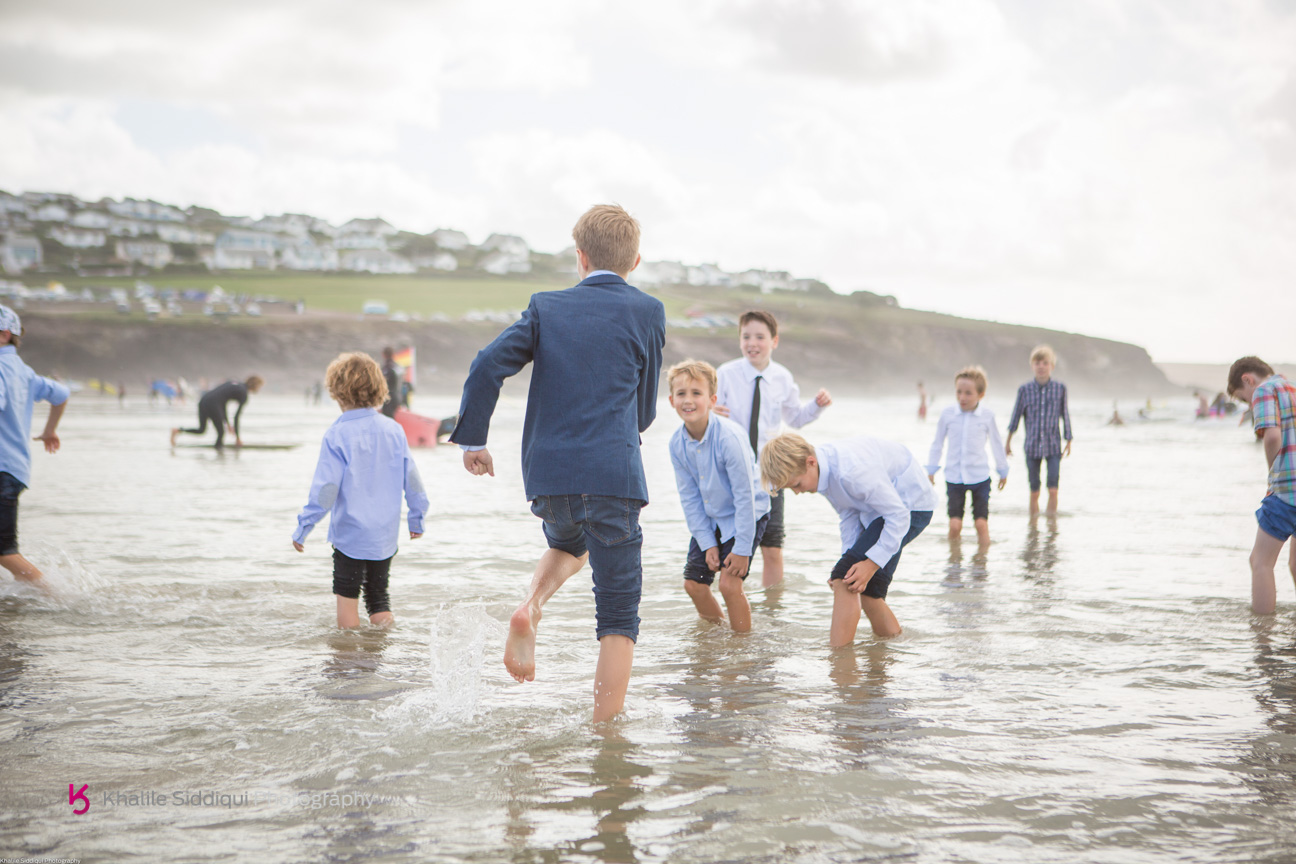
[504,604,539,682]
[169,428,179,447]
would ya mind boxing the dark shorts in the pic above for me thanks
[0,472,26,556]
[530,494,644,642]
[332,549,393,616]
[1026,455,1061,492]
[683,513,771,585]
[829,511,933,599]
[759,489,785,548]
[1257,495,1296,542]
[947,479,991,520]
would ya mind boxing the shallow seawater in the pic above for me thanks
[2,391,1294,863]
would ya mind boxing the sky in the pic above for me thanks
[1,0,1293,363]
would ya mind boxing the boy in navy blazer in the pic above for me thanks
[450,204,666,722]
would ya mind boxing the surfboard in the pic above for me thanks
[175,443,302,450]
[394,408,441,448]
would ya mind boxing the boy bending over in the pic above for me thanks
[1228,356,1296,615]
[667,360,771,632]
[761,432,934,646]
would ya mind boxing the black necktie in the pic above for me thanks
[749,375,762,455]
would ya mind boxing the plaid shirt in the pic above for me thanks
[1007,378,1072,458]
[1252,375,1296,507]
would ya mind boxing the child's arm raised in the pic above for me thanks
[780,377,827,428]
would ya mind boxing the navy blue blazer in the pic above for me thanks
[449,273,666,502]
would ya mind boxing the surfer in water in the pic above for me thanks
[170,376,263,448]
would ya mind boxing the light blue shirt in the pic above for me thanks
[925,403,1009,484]
[294,408,429,560]
[816,437,935,566]
[669,415,771,553]
[0,345,69,487]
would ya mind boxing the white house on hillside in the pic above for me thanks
[687,264,731,287]
[340,249,414,274]
[50,226,106,248]
[0,234,42,274]
[281,237,339,271]
[429,229,469,250]
[211,229,278,269]
[412,252,457,271]
[156,225,215,245]
[334,233,387,250]
[339,217,398,237]
[115,240,173,269]
[71,210,112,230]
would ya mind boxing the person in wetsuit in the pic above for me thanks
[170,376,264,448]
[380,347,401,419]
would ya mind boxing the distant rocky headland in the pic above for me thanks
[1,188,1176,397]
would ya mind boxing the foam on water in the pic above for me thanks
[380,604,500,727]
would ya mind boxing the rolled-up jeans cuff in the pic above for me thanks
[595,627,639,643]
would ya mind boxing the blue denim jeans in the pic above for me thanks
[829,510,933,599]
[530,494,643,642]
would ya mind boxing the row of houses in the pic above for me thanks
[0,189,823,293]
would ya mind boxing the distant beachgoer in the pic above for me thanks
[1195,391,1210,419]
[1228,357,1296,615]
[1005,345,1072,518]
[0,305,69,593]
[713,309,831,587]
[312,381,322,405]
[925,366,1008,546]
[761,431,935,645]
[380,347,401,419]
[918,381,928,421]
[170,376,263,448]
[1107,401,1125,426]
[293,353,427,628]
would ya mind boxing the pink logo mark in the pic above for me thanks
[68,783,89,814]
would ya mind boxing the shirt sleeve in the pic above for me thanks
[670,441,716,550]
[1253,386,1279,430]
[780,375,823,428]
[637,304,666,434]
[29,375,71,407]
[1060,384,1072,441]
[294,436,346,544]
[925,410,950,475]
[842,467,911,567]
[403,446,429,535]
[720,433,759,554]
[448,298,538,447]
[985,412,1009,478]
[1007,387,1025,434]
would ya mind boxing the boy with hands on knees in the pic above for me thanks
[667,360,771,632]
[761,432,934,647]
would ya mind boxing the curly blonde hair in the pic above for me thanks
[326,352,388,410]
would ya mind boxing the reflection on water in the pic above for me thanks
[3,395,1296,862]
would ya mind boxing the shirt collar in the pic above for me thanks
[337,407,379,422]
[816,448,832,494]
[683,413,718,445]
[0,345,14,355]
[739,358,767,382]
[586,269,618,279]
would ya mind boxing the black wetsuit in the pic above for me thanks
[380,360,401,419]
[180,381,249,447]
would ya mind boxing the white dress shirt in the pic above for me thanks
[816,437,936,566]
[715,358,822,454]
[924,403,1009,484]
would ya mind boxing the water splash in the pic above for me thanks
[380,605,499,727]
[0,543,109,606]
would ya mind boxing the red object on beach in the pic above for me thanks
[394,408,441,448]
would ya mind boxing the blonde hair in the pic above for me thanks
[760,432,815,492]
[955,365,987,395]
[1030,345,1056,365]
[572,204,640,275]
[326,352,388,409]
[666,359,717,396]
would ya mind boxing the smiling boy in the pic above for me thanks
[715,310,831,587]
[667,360,770,632]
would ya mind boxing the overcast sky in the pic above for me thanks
[1,0,1293,363]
